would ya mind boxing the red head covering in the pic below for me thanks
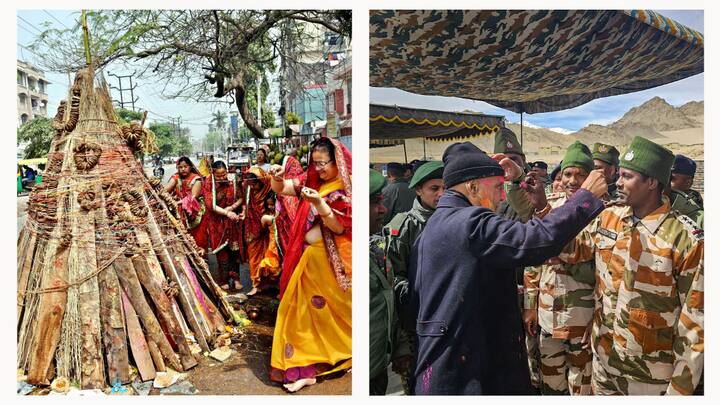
[279,138,352,297]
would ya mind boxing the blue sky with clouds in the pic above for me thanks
[370,10,704,133]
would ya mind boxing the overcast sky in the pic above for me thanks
[370,10,704,132]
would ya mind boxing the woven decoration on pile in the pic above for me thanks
[117,122,159,154]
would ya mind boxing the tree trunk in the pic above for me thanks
[17,231,37,328]
[26,244,71,385]
[234,72,264,138]
[113,256,183,371]
[122,291,156,381]
[131,254,197,370]
[99,266,130,384]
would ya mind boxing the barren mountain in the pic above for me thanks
[370,97,704,163]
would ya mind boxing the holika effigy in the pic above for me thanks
[17,67,241,389]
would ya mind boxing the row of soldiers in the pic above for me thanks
[369,127,704,395]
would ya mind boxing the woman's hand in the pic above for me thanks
[227,211,240,222]
[300,186,322,204]
[269,164,285,181]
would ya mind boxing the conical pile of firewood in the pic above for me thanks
[17,67,241,389]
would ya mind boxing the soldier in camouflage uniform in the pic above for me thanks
[592,143,620,201]
[492,127,543,391]
[671,155,703,208]
[370,169,393,395]
[558,137,704,395]
[524,142,597,395]
[383,161,444,394]
[668,155,704,229]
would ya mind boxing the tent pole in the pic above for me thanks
[423,138,427,160]
[520,111,524,147]
[403,140,408,163]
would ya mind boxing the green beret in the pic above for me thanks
[592,142,620,167]
[620,136,674,186]
[370,169,386,198]
[494,127,524,155]
[409,161,444,188]
[561,141,594,173]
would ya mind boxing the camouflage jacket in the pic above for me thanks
[559,198,704,394]
[670,190,703,229]
[369,234,394,378]
[384,198,434,310]
[685,189,703,209]
[524,193,596,339]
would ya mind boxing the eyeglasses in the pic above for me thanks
[313,160,333,169]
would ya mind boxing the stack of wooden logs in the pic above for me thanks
[17,67,240,389]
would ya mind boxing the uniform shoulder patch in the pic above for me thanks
[676,213,704,241]
[383,212,410,238]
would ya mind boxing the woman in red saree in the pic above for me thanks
[268,137,352,392]
[202,160,245,291]
[164,156,208,251]
[274,154,304,257]
[243,167,279,296]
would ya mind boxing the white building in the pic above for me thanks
[17,60,50,126]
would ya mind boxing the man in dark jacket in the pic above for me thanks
[408,142,608,395]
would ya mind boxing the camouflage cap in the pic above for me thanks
[494,127,524,155]
[370,169,386,198]
[561,141,594,173]
[592,142,620,167]
[620,136,674,186]
[409,160,444,188]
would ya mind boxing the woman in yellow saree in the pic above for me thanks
[267,137,352,392]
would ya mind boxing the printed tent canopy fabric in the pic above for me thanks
[369,10,704,114]
[370,104,505,143]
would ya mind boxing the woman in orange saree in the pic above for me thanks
[268,137,352,392]
[243,167,279,296]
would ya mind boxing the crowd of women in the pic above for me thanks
[162,137,353,392]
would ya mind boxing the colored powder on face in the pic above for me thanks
[422,366,433,394]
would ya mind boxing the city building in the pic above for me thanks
[17,60,50,126]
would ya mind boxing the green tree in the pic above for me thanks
[17,117,54,159]
[262,105,276,128]
[148,122,177,158]
[286,112,303,125]
[115,108,143,124]
[211,111,227,131]
[30,10,350,139]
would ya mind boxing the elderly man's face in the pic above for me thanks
[466,176,506,211]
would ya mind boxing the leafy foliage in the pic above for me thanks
[17,117,54,159]
[286,112,303,125]
[29,10,351,139]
